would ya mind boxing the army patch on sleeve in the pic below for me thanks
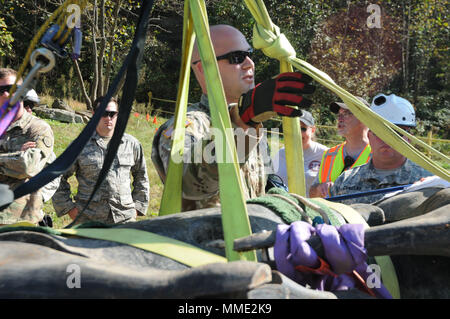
[43,136,53,147]
[162,120,192,139]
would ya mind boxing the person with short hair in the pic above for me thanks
[0,68,54,225]
[22,88,40,113]
[271,110,328,196]
[328,94,433,204]
[52,97,150,224]
[151,24,315,212]
[309,97,372,198]
[21,89,60,226]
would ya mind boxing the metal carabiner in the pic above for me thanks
[9,48,56,106]
[30,47,56,73]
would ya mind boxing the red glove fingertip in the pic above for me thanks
[273,104,295,116]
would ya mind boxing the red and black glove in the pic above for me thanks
[238,72,315,124]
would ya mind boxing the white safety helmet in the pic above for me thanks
[370,93,416,127]
[24,89,40,104]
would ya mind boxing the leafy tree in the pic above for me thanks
[0,17,14,62]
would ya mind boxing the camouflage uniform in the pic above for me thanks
[329,159,433,205]
[40,152,61,203]
[152,94,272,212]
[37,152,61,221]
[52,132,150,224]
[0,111,54,224]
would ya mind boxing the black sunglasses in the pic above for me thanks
[102,111,118,118]
[300,127,307,132]
[24,101,37,109]
[0,84,20,95]
[192,49,253,65]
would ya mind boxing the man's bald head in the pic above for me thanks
[191,25,249,65]
[191,24,255,104]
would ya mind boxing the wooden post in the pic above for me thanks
[427,127,433,157]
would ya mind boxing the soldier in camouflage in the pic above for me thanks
[22,90,60,225]
[328,93,433,205]
[153,95,271,211]
[52,97,150,224]
[0,68,54,225]
[329,160,433,205]
[151,25,315,211]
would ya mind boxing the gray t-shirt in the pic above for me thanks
[272,141,329,196]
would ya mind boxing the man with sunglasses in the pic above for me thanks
[52,96,150,224]
[328,94,432,205]
[0,68,55,225]
[152,24,315,211]
[309,96,372,198]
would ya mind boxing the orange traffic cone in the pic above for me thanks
[146,113,150,122]
[153,116,157,124]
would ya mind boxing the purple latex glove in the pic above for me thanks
[274,221,393,298]
[317,223,392,298]
[316,223,366,274]
[274,223,318,286]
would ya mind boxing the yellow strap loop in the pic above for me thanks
[245,0,307,196]
[252,24,296,61]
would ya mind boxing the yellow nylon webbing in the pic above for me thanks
[159,0,195,215]
[313,198,401,299]
[280,62,307,196]
[244,1,306,197]
[159,0,256,262]
[58,228,227,267]
[288,58,450,180]
[189,0,256,262]
[2,222,227,267]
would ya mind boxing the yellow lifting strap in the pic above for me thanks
[313,198,401,299]
[1,222,227,267]
[245,0,307,197]
[58,228,227,268]
[159,0,256,262]
[244,0,450,182]
[159,0,194,215]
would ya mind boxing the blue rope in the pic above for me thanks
[326,184,413,202]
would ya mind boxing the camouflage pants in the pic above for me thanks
[0,191,43,225]
[71,208,136,226]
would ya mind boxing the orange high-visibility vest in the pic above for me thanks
[318,142,372,183]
